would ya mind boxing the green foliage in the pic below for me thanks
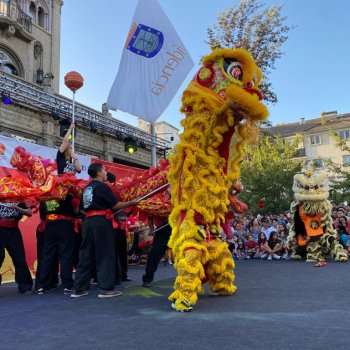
[326,130,350,203]
[239,134,302,214]
[206,0,295,104]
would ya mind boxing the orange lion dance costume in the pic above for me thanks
[167,48,268,312]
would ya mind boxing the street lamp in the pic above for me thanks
[36,69,44,85]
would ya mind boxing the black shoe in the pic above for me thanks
[142,281,151,288]
[20,289,33,295]
[121,277,131,282]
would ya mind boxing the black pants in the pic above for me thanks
[0,245,4,284]
[35,228,59,290]
[128,232,142,257]
[142,226,171,283]
[0,226,33,292]
[116,228,128,280]
[74,216,116,291]
[73,231,82,269]
[39,220,75,289]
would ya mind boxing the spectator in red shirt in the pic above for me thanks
[245,234,258,259]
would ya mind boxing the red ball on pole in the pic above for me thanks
[64,71,84,92]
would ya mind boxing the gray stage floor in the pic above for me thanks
[1,260,349,350]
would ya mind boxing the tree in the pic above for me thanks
[206,0,294,104]
[325,130,350,203]
[239,134,302,214]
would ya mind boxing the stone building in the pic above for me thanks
[0,0,169,169]
[138,118,179,153]
[266,111,350,172]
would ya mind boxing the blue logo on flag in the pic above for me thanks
[127,24,164,58]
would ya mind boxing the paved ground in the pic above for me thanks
[1,260,350,350]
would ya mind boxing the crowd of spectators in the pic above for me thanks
[222,203,350,261]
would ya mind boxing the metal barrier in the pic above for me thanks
[0,72,169,150]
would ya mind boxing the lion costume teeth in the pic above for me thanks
[167,48,268,311]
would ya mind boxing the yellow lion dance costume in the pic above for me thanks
[288,168,348,264]
[167,48,268,312]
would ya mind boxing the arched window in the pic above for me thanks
[0,48,23,77]
[3,63,18,76]
[29,2,36,21]
[38,7,45,28]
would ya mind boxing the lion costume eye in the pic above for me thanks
[223,58,243,81]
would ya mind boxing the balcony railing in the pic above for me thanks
[0,0,32,33]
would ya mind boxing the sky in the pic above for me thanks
[59,0,350,130]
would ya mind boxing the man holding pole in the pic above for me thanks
[71,163,138,298]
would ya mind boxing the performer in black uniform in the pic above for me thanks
[0,202,33,293]
[142,217,171,287]
[34,202,59,292]
[36,194,78,294]
[71,163,138,298]
[56,123,82,175]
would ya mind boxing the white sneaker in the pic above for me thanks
[98,290,123,298]
[261,253,268,259]
[168,260,173,265]
[273,254,281,260]
[267,254,273,260]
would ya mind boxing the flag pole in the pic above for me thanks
[150,122,157,167]
[71,91,76,154]
[64,71,84,156]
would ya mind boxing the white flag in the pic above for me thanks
[107,0,194,123]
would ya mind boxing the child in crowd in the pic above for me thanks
[245,234,258,259]
[254,232,268,259]
[230,234,239,261]
[235,237,246,260]
[278,226,290,260]
[265,231,282,260]
[235,222,248,241]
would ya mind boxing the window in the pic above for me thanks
[29,2,36,20]
[339,130,350,140]
[38,7,45,28]
[313,159,323,168]
[0,49,22,77]
[342,155,350,166]
[2,63,18,76]
[310,135,321,145]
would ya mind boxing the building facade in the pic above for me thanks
[0,0,62,92]
[266,111,350,171]
[0,0,170,169]
[138,118,179,149]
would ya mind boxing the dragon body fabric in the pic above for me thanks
[288,170,348,263]
[167,48,268,312]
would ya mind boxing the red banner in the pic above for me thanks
[1,157,147,283]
